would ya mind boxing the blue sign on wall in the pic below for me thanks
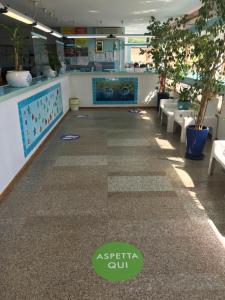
[18,83,63,157]
[92,77,138,105]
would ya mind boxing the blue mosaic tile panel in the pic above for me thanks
[93,77,138,105]
[18,83,63,157]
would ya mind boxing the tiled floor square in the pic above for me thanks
[108,175,174,192]
[55,155,107,166]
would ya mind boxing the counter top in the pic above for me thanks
[0,74,68,104]
[69,70,155,76]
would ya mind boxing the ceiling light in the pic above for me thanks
[51,31,63,38]
[89,10,99,13]
[0,3,34,24]
[33,21,52,33]
[132,9,157,15]
[66,34,107,39]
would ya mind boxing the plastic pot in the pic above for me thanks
[185,125,209,160]
[177,100,191,110]
[6,71,32,88]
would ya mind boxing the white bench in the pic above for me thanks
[208,140,225,175]
[159,98,178,119]
[173,110,195,140]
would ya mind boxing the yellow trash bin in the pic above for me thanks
[69,98,80,111]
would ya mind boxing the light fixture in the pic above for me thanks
[33,21,52,33]
[116,34,149,38]
[31,32,47,40]
[66,34,107,39]
[0,3,63,38]
[51,31,63,38]
[89,10,99,13]
[0,3,34,24]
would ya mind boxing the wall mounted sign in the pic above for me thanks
[93,77,138,105]
[18,83,63,157]
[61,27,87,35]
[92,242,144,282]
[60,134,80,141]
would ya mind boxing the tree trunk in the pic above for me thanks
[195,91,209,130]
[14,48,19,71]
[160,74,166,92]
[173,82,177,92]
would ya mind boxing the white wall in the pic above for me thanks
[0,75,70,194]
[69,73,158,107]
[201,99,225,140]
[218,117,225,140]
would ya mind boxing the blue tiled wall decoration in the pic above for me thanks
[18,83,63,157]
[93,77,138,105]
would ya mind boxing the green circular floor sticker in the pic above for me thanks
[92,242,144,282]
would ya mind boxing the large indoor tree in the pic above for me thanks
[185,0,225,130]
[142,16,191,93]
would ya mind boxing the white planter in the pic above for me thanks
[6,71,32,88]
[42,66,56,78]
[59,62,66,74]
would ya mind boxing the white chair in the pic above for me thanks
[161,106,176,132]
[208,140,225,175]
[159,98,178,119]
[162,106,194,133]
[173,110,195,141]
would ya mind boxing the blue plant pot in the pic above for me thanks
[177,101,191,110]
[185,125,209,160]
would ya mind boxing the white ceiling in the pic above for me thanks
[4,0,201,33]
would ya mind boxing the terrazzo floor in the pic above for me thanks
[1,108,225,299]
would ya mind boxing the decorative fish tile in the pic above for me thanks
[18,83,63,157]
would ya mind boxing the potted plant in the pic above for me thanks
[184,0,225,159]
[142,16,191,110]
[177,87,192,110]
[41,46,62,78]
[48,52,62,75]
[0,24,32,87]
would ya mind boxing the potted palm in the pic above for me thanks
[0,25,32,87]
[184,0,225,159]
